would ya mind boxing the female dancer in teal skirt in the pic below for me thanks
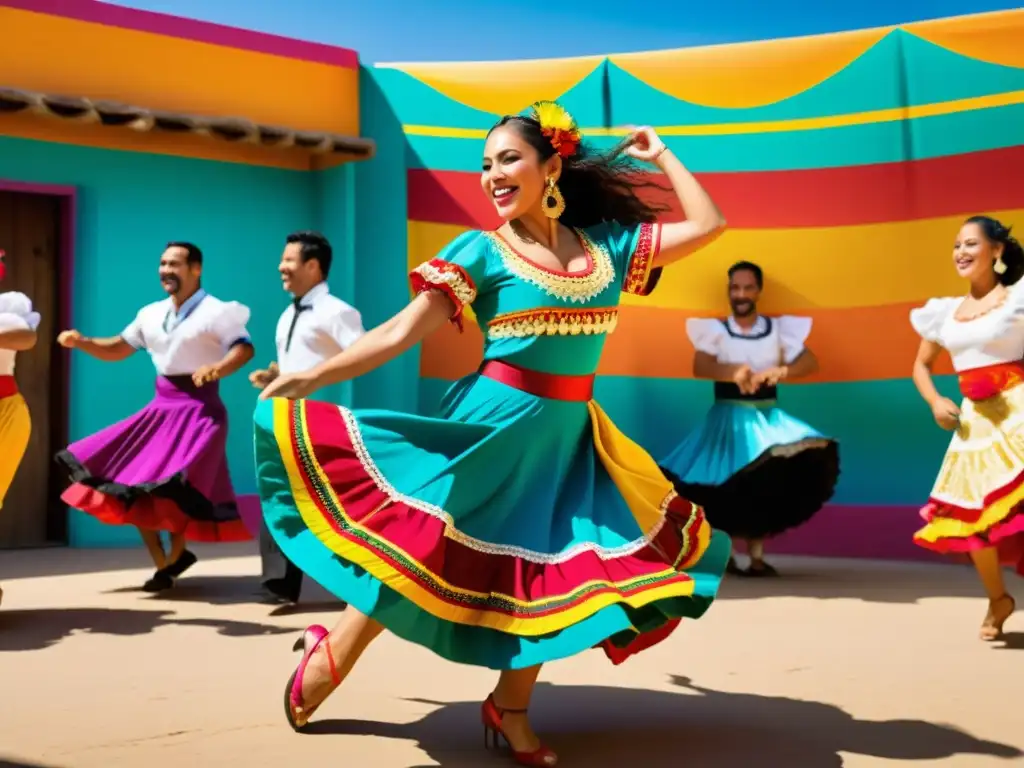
[256,101,730,765]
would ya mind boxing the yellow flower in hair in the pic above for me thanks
[531,100,581,158]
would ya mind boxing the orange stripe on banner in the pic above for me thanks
[420,303,953,383]
[1,7,360,136]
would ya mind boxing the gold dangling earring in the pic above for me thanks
[542,177,565,220]
[995,255,1008,275]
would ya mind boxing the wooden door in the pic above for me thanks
[0,190,66,548]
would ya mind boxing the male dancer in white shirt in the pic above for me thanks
[660,261,839,576]
[250,230,365,604]
[56,242,254,592]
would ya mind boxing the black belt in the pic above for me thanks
[714,381,777,402]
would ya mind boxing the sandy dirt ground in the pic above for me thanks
[1,544,1022,768]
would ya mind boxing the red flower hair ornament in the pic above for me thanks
[531,101,582,159]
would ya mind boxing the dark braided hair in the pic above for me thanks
[966,215,1024,286]
[487,115,669,229]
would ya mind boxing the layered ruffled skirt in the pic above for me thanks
[915,363,1024,574]
[56,375,249,542]
[0,376,31,509]
[660,401,839,540]
[255,361,730,670]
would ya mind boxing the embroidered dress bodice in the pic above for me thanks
[0,291,41,376]
[686,314,812,372]
[910,282,1024,372]
[121,292,252,376]
[409,221,662,377]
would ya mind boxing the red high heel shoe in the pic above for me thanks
[284,624,341,731]
[481,694,558,766]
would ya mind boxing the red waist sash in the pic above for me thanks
[958,360,1024,401]
[0,375,17,399]
[479,360,595,402]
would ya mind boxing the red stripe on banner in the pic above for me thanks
[408,145,1024,230]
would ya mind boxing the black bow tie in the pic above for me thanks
[285,298,312,352]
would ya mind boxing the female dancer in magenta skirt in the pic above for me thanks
[0,250,41,607]
[911,215,1024,641]
[256,101,731,765]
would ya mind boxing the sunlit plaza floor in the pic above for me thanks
[1,544,1022,767]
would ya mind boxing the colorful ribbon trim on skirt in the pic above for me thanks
[0,375,17,399]
[959,360,1024,401]
[480,359,595,402]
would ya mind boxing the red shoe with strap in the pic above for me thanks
[481,694,558,766]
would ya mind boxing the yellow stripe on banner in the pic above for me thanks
[402,89,1024,139]
[407,211,1024,312]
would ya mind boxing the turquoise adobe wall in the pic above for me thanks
[0,134,350,546]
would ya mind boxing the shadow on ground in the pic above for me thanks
[0,758,63,768]
[301,678,1023,768]
[1,542,256,581]
[103,574,344,615]
[714,555,1015,604]
[0,607,296,652]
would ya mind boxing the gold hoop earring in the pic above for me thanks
[542,177,565,220]
[995,256,1008,275]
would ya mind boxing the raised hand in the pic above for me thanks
[57,329,82,349]
[624,126,668,164]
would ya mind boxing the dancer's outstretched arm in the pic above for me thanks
[624,128,727,268]
[193,341,255,386]
[913,338,960,430]
[260,291,452,400]
[56,330,136,362]
[0,328,36,351]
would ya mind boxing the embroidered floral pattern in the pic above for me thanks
[487,230,615,303]
[488,307,619,339]
[335,405,683,564]
[409,258,478,330]
[623,222,661,296]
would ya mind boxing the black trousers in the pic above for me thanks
[260,518,303,601]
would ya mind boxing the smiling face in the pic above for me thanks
[728,268,761,318]
[278,242,320,296]
[158,246,200,297]
[481,123,557,222]
[953,221,1003,282]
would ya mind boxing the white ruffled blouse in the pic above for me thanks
[910,281,1024,372]
[686,315,812,372]
[0,291,41,376]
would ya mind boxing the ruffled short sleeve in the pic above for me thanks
[409,230,492,331]
[587,221,663,296]
[1007,278,1024,318]
[120,308,147,349]
[0,291,41,332]
[777,315,813,364]
[686,318,727,356]
[328,305,365,349]
[207,300,253,350]
[909,298,957,343]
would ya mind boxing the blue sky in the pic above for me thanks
[107,0,1021,63]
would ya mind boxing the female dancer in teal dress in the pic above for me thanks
[255,101,730,766]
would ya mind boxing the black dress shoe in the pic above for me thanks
[164,549,198,578]
[142,570,174,592]
[262,578,300,605]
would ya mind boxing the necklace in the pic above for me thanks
[953,288,1008,322]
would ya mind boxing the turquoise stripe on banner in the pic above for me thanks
[377,32,1024,130]
[405,103,1024,173]
[418,375,962,506]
